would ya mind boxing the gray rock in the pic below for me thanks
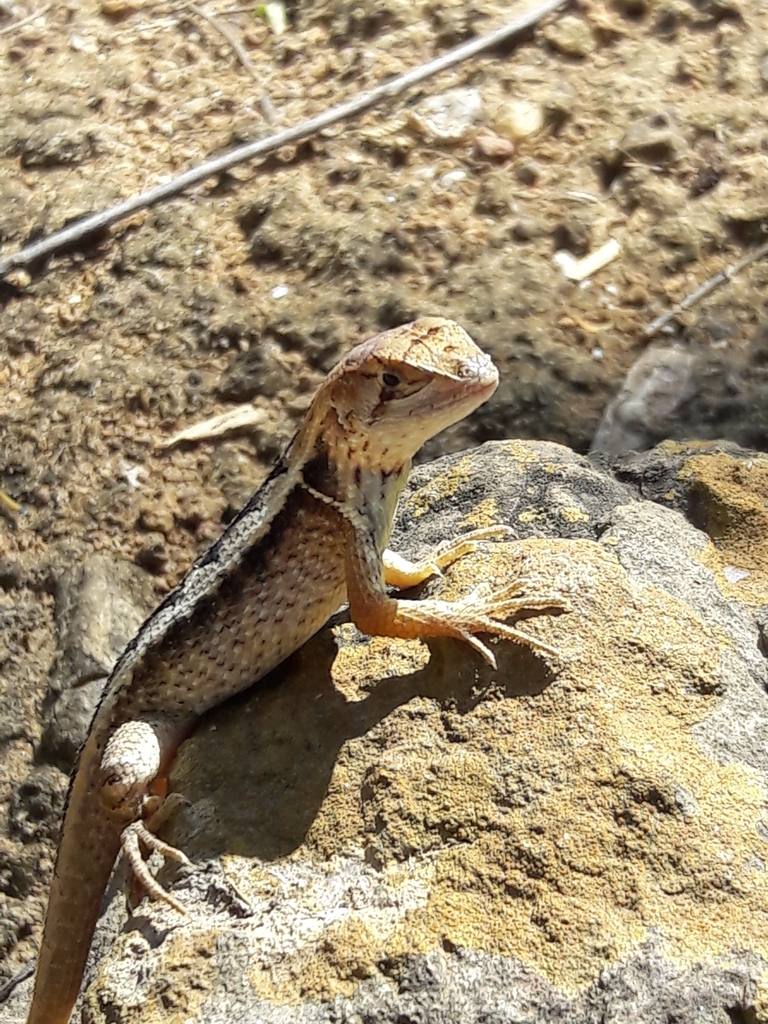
[61,440,768,1024]
[621,111,687,165]
[41,554,156,769]
[590,346,696,457]
[14,118,98,168]
[591,322,768,456]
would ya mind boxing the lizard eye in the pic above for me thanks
[375,364,429,403]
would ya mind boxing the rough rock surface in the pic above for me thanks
[42,553,157,770]
[6,440,762,1024]
[591,323,768,458]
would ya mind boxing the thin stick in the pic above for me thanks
[216,5,262,13]
[0,2,51,36]
[0,960,34,1003]
[187,2,278,123]
[643,238,768,338]
[0,0,568,278]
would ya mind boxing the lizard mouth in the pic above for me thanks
[392,372,498,435]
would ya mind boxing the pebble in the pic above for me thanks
[439,169,468,189]
[516,160,542,185]
[493,100,544,142]
[474,131,515,159]
[621,112,686,165]
[724,566,750,584]
[410,88,483,143]
[542,15,596,57]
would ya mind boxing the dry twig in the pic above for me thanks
[0,959,33,1002]
[643,239,768,338]
[0,0,569,278]
[0,2,50,36]
[187,1,278,123]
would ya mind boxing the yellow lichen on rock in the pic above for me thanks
[678,450,768,604]
[264,539,768,998]
[90,442,768,1022]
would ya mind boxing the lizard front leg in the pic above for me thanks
[349,525,565,669]
[100,718,192,914]
[382,525,513,588]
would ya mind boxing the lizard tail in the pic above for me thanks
[27,732,124,1024]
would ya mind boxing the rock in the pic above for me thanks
[591,321,768,456]
[515,160,543,185]
[474,130,515,160]
[511,216,550,241]
[409,88,483,144]
[621,111,687,165]
[552,217,592,256]
[608,440,768,612]
[492,99,545,141]
[474,171,514,216]
[542,14,596,57]
[14,119,98,168]
[81,441,768,1024]
[590,346,697,457]
[41,554,157,769]
[723,195,768,244]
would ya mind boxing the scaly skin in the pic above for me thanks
[28,732,122,1024]
[26,318,563,1024]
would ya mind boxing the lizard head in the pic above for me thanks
[324,317,499,465]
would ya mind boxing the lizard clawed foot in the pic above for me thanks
[466,577,570,617]
[425,525,514,575]
[122,816,193,916]
[387,576,568,669]
[446,579,567,667]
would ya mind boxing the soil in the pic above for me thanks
[0,0,767,988]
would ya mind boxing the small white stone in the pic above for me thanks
[271,285,289,299]
[118,460,146,488]
[439,169,467,189]
[494,100,545,141]
[723,565,750,584]
[411,88,483,143]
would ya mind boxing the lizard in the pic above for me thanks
[24,316,563,1024]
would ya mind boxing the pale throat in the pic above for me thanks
[334,442,411,556]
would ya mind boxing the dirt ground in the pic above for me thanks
[1,0,767,985]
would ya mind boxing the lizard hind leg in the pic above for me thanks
[100,718,193,915]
